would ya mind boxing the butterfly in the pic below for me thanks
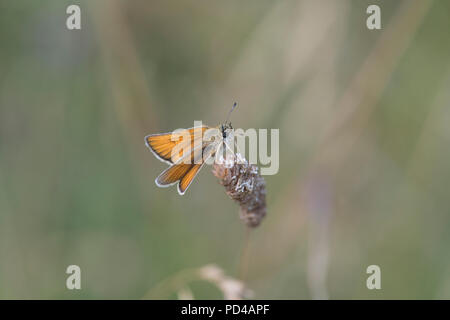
[145,103,238,195]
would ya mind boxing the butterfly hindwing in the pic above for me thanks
[155,144,216,195]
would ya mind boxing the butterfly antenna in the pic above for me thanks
[225,102,237,124]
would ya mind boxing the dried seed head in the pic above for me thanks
[212,153,267,227]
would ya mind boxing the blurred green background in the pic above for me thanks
[0,0,449,299]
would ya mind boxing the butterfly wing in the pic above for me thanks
[155,163,193,187]
[155,162,204,195]
[145,126,210,164]
[178,164,204,195]
[155,141,218,195]
[177,142,219,194]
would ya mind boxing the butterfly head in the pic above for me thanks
[221,102,237,139]
[220,122,233,139]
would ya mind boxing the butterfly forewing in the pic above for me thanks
[145,126,210,164]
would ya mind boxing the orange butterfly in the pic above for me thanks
[145,103,237,195]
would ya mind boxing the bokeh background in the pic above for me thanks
[0,0,449,299]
